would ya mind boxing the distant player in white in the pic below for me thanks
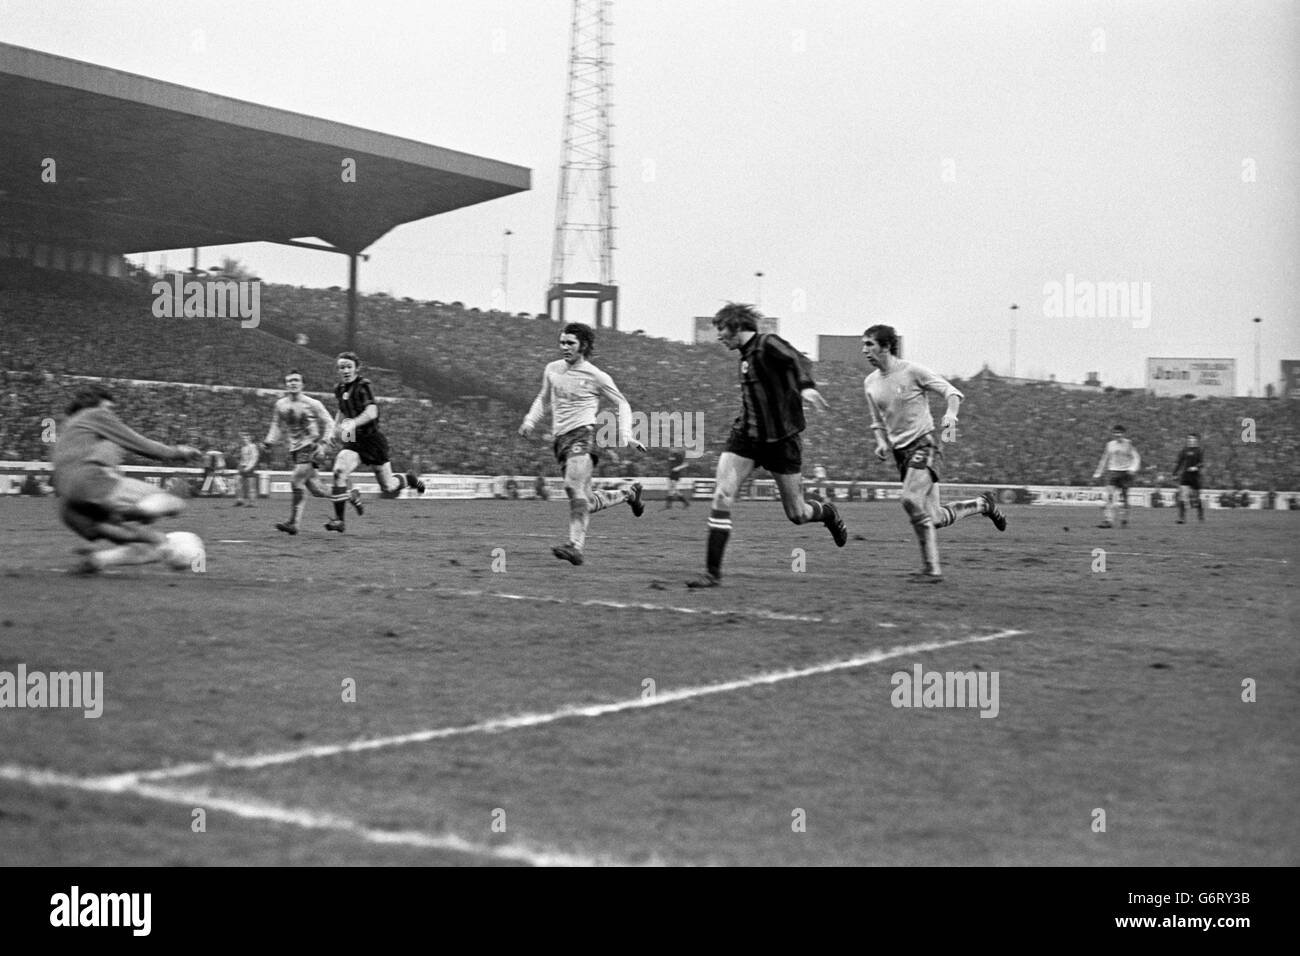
[234,433,259,507]
[518,322,646,565]
[1093,424,1140,528]
[264,370,337,535]
[862,324,1006,581]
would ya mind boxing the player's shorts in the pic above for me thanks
[55,465,160,540]
[1178,471,1200,490]
[554,425,600,467]
[725,427,802,475]
[290,445,324,468]
[343,429,391,467]
[1105,470,1134,490]
[893,435,942,482]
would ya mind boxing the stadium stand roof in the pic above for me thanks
[0,42,530,255]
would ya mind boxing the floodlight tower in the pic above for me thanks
[547,0,618,329]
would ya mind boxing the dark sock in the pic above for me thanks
[331,484,347,520]
[706,508,732,578]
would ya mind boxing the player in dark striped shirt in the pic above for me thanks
[324,352,425,532]
[687,304,847,588]
[1172,433,1204,523]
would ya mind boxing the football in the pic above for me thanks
[162,531,205,571]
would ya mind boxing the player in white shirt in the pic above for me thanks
[518,323,646,565]
[234,434,259,506]
[262,370,340,535]
[862,325,1006,581]
[1092,424,1141,528]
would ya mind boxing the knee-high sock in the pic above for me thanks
[1103,497,1116,525]
[936,497,984,528]
[587,488,626,513]
[706,508,732,578]
[331,484,348,519]
[569,496,590,549]
[291,487,307,524]
[910,512,940,573]
[1177,496,1186,520]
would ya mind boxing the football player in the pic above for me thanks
[263,370,338,535]
[1093,424,1141,528]
[325,352,425,532]
[862,324,1006,582]
[52,384,204,573]
[1172,432,1204,523]
[518,323,646,565]
[687,303,848,588]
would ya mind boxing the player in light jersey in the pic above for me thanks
[518,323,647,565]
[862,325,1005,581]
[1092,425,1141,528]
[234,434,259,506]
[263,370,338,535]
[324,352,426,533]
[1171,433,1204,524]
[51,383,204,573]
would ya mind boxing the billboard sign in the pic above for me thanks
[1146,358,1235,397]
[1281,360,1300,399]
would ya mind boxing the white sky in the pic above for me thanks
[3,0,1297,391]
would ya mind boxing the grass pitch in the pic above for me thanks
[1,495,1295,866]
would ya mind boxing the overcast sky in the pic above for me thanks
[3,0,1296,391]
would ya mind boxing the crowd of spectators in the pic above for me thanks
[3,263,1297,490]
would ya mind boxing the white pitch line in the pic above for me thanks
[0,765,626,867]
[429,587,826,622]
[88,628,1025,788]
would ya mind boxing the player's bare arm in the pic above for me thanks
[801,387,830,412]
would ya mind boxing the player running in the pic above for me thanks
[687,304,847,588]
[1093,424,1141,528]
[325,352,426,533]
[862,324,1005,582]
[52,383,204,573]
[1172,432,1204,524]
[263,370,338,535]
[518,322,647,566]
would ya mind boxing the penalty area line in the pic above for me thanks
[0,765,627,867]
[93,628,1026,787]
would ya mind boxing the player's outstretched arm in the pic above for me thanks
[801,388,830,413]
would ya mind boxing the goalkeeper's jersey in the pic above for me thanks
[265,394,334,452]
